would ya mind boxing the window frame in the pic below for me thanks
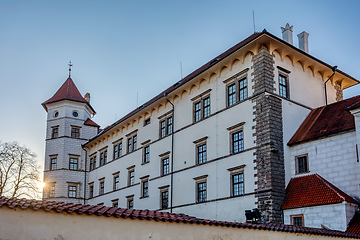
[113,172,120,191]
[159,112,173,139]
[291,214,304,226]
[89,183,94,198]
[71,126,80,138]
[112,199,119,208]
[295,154,309,174]
[224,69,249,107]
[127,133,137,154]
[159,187,169,210]
[51,126,59,139]
[89,154,96,170]
[69,157,78,170]
[141,177,149,198]
[113,140,123,160]
[99,178,105,195]
[193,137,208,165]
[99,149,108,166]
[50,157,57,170]
[143,145,150,164]
[161,157,170,176]
[68,185,77,198]
[194,175,208,203]
[127,166,135,186]
[126,195,134,209]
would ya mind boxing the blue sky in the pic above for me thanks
[0,0,359,172]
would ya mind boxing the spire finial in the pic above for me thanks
[68,61,73,77]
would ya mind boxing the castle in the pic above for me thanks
[42,24,360,232]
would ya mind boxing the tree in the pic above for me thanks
[0,141,40,198]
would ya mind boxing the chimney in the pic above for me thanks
[281,23,293,45]
[84,93,90,103]
[297,31,309,53]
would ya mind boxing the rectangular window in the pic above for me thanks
[291,215,304,226]
[239,78,247,101]
[159,116,173,138]
[144,118,151,126]
[68,185,77,198]
[127,135,137,153]
[99,150,107,166]
[162,158,169,176]
[49,183,55,198]
[113,142,122,159]
[232,131,244,154]
[112,200,119,208]
[232,173,244,196]
[197,144,207,165]
[114,145,118,159]
[90,155,96,170]
[50,158,57,170]
[228,84,236,106]
[142,180,149,198]
[69,158,78,170]
[197,182,207,203]
[279,75,288,98]
[128,170,135,186]
[71,127,80,138]
[296,154,309,174]
[127,197,134,209]
[89,184,94,198]
[113,174,120,190]
[194,97,211,122]
[161,190,169,209]
[99,179,105,195]
[143,146,150,164]
[52,127,59,139]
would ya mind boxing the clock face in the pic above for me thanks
[53,111,59,118]
[72,111,78,117]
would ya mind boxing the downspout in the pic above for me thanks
[324,66,337,105]
[164,93,174,213]
[83,147,88,205]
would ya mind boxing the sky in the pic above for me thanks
[1,0,359,178]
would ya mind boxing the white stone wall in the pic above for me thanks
[283,202,358,231]
[289,131,360,200]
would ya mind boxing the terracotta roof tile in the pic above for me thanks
[288,95,360,146]
[347,212,360,235]
[42,77,96,114]
[84,118,100,128]
[0,196,359,238]
[281,174,358,209]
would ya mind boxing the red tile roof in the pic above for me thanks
[281,174,358,210]
[288,95,360,146]
[0,196,359,238]
[84,118,100,128]
[347,212,360,235]
[42,77,96,114]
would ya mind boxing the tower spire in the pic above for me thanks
[68,61,73,77]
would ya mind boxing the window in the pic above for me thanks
[89,155,96,170]
[161,190,169,209]
[48,183,55,198]
[127,196,134,209]
[68,185,77,198]
[113,173,120,190]
[69,158,78,170]
[113,142,122,159]
[159,116,173,138]
[71,127,80,138]
[279,75,288,98]
[197,182,207,203]
[291,215,304,226]
[100,149,107,166]
[128,169,135,186]
[225,75,248,107]
[296,154,309,174]
[162,157,169,176]
[142,180,149,198]
[232,131,244,154]
[127,135,137,153]
[99,179,105,195]
[197,144,207,165]
[144,118,151,126]
[89,183,94,198]
[50,157,57,170]
[143,146,150,164]
[194,97,211,122]
[232,173,244,196]
[51,127,59,139]
[112,200,119,208]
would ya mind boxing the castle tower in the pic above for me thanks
[42,77,99,203]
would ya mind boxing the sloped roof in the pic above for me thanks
[347,212,360,235]
[0,196,359,238]
[84,118,100,128]
[288,95,360,146]
[281,174,357,210]
[42,77,95,114]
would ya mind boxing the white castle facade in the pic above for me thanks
[42,25,360,231]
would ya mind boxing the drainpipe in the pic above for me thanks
[83,147,88,205]
[164,92,174,213]
[324,66,337,105]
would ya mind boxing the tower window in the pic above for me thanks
[50,157,57,170]
[69,158,78,170]
[68,185,77,198]
[71,127,80,138]
[51,127,59,139]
